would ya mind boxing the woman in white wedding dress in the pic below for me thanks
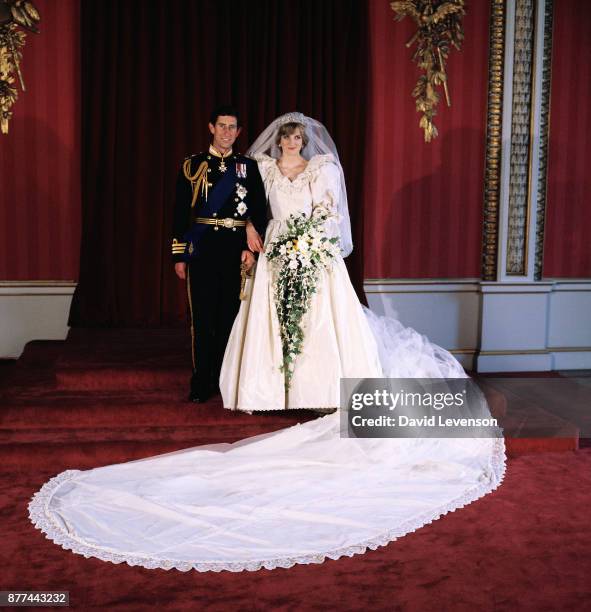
[28,113,505,573]
[220,117,383,411]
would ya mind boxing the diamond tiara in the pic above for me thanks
[279,112,306,126]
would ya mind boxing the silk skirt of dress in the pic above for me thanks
[220,219,384,412]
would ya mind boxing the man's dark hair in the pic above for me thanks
[209,105,241,127]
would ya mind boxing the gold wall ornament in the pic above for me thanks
[0,0,40,134]
[481,0,505,282]
[390,0,466,142]
[506,0,536,276]
[534,0,554,281]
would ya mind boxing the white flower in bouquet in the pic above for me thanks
[297,239,310,253]
[266,211,341,389]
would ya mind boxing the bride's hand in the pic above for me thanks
[246,221,264,252]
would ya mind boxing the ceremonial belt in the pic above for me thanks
[180,162,240,261]
[195,217,246,230]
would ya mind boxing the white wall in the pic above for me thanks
[2,279,589,373]
[0,282,76,359]
[365,279,591,372]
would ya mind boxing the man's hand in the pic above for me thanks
[241,250,255,273]
[246,220,264,253]
[175,262,187,280]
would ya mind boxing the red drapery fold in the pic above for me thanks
[0,0,80,281]
[69,0,370,326]
[364,0,491,279]
[543,0,591,278]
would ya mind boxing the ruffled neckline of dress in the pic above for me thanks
[255,153,335,187]
[252,153,335,196]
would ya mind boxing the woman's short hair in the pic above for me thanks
[275,122,308,149]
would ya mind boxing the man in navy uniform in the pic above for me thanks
[172,105,267,402]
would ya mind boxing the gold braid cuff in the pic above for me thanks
[183,159,209,207]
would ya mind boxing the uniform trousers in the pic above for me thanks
[187,227,245,397]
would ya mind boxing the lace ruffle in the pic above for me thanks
[254,153,336,196]
[232,405,337,414]
[28,438,506,573]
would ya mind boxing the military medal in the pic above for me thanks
[235,183,248,215]
[236,162,247,178]
[208,144,231,173]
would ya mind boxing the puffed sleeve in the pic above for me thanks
[253,153,276,195]
[246,158,268,238]
[310,155,340,217]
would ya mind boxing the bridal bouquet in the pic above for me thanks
[266,210,340,388]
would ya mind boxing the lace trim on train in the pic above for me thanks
[28,438,506,573]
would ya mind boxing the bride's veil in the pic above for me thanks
[247,112,353,257]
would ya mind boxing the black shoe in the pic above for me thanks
[187,389,210,403]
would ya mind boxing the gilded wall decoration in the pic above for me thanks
[390,0,466,142]
[0,0,40,134]
[506,0,536,275]
[482,0,505,281]
[534,0,553,280]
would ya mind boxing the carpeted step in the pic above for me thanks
[55,366,189,391]
[502,403,580,456]
[53,328,192,391]
[0,439,242,471]
[0,392,315,429]
[476,375,582,456]
[505,436,579,456]
[0,413,304,469]
[477,383,507,418]
[0,423,284,446]
[3,329,583,461]
[1,434,577,471]
[0,340,63,398]
[1,396,222,428]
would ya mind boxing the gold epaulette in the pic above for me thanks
[183,157,209,206]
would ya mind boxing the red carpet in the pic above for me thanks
[1,331,590,610]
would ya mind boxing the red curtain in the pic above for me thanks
[364,0,491,279]
[543,0,591,278]
[69,0,369,326]
[0,0,80,281]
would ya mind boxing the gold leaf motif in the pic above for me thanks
[390,0,465,142]
[0,1,41,134]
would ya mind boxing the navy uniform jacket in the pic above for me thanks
[171,147,267,262]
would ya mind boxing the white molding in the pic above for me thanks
[365,278,591,373]
[551,351,591,370]
[0,282,76,359]
[3,279,588,373]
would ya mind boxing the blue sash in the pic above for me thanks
[181,163,238,261]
